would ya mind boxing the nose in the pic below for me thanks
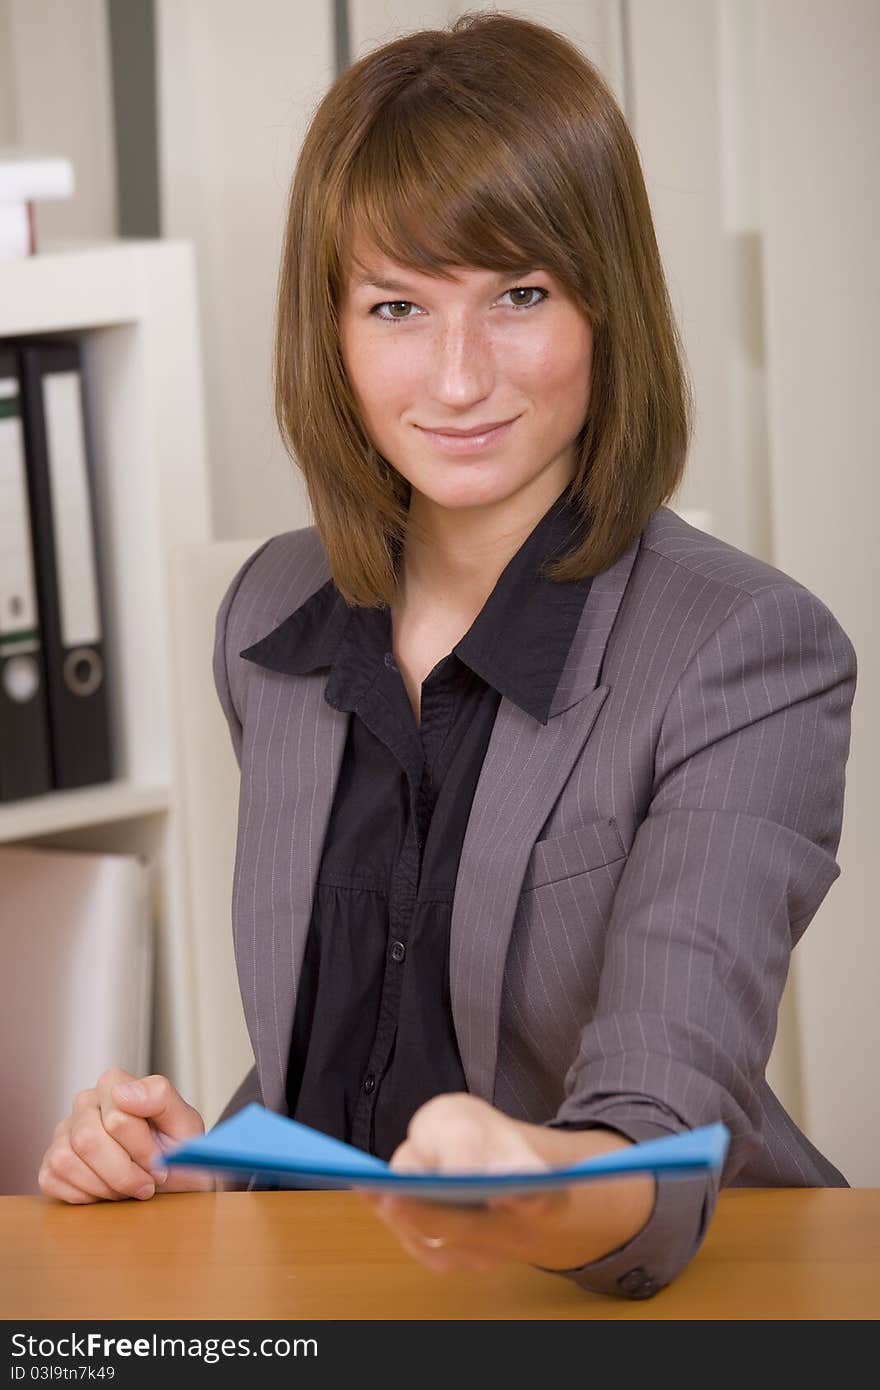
[426,315,496,410]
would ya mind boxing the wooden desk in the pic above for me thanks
[2,1188,878,1320]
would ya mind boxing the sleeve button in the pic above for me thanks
[618,1267,648,1295]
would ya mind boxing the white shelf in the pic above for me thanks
[0,236,212,1106]
[0,238,188,336]
[0,781,171,844]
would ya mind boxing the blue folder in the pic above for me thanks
[159,1104,729,1205]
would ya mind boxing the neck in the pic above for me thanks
[397,472,573,616]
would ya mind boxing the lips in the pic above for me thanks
[417,417,517,437]
[415,417,518,454]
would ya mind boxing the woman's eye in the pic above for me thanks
[498,286,548,310]
[370,285,548,323]
[372,300,417,321]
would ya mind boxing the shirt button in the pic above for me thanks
[390,940,406,963]
[384,651,397,669]
[363,1074,376,1095]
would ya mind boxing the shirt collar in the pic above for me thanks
[240,486,592,725]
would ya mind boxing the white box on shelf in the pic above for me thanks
[0,844,153,1194]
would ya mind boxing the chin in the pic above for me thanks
[407,469,530,513]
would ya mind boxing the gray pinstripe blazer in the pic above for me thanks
[212,504,856,1298]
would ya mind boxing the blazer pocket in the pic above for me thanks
[522,815,627,891]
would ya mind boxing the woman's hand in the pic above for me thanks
[38,1067,218,1203]
[358,1093,655,1274]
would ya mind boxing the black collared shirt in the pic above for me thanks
[241,485,592,1162]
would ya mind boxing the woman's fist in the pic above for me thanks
[38,1066,215,1204]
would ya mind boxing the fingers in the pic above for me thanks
[38,1167,104,1205]
[101,1070,203,1144]
[96,1085,168,1177]
[401,1094,550,1177]
[38,1067,207,1206]
[386,1139,424,1173]
[373,1096,567,1273]
[68,1114,161,1198]
[364,1192,506,1274]
[371,1187,566,1261]
[38,1129,156,1202]
[39,1104,159,1203]
[391,1223,500,1274]
[98,1069,213,1192]
[403,1094,498,1172]
[38,1130,154,1203]
[489,1188,567,1220]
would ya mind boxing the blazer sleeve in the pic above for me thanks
[211,538,275,772]
[538,580,857,1300]
[209,1064,270,1193]
[209,539,275,1167]
[214,1063,262,1126]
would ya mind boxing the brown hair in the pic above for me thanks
[274,9,693,607]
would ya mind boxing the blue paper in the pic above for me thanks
[159,1104,729,1205]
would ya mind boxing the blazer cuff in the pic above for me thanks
[533,1112,719,1299]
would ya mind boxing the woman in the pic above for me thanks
[39,12,856,1300]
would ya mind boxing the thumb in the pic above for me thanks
[388,1139,429,1174]
[111,1075,204,1143]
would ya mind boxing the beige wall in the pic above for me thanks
[628,2,744,544]
[754,0,878,1185]
[1,0,117,242]
[155,0,335,540]
[0,1,16,144]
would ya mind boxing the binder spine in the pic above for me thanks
[17,337,113,789]
[0,351,53,800]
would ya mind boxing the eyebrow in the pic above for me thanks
[352,267,537,294]
[353,273,420,294]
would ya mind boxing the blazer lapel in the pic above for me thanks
[237,668,350,1116]
[449,532,641,1101]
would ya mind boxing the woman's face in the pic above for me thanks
[338,235,593,515]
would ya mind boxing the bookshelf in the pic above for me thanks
[0,238,212,1107]
[0,780,170,842]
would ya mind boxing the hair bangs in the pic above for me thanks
[333,89,589,309]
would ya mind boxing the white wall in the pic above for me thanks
[0,1,16,144]
[755,0,878,1185]
[627,0,764,556]
[1,0,117,242]
[155,0,335,540]
[352,0,624,91]
[351,0,453,52]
